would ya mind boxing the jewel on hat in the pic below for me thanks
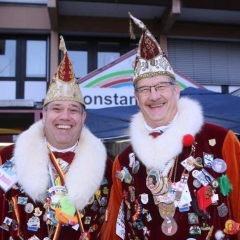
[128,12,176,84]
[43,35,85,107]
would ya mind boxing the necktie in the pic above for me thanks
[149,131,162,138]
[52,151,75,164]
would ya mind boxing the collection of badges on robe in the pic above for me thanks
[116,139,239,239]
[0,157,109,240]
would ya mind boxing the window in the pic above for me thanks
[64,37,134,74]
[98,42,120,68]
[0,36,135,101]
[0,40,16,77]
[98,52,120,68]
[168,39,240,86]
[26,40,47,78]
[68,51,88,78]
[0,0,47,4]
[0,36,48,101]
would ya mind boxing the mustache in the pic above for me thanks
[148,100,166,106]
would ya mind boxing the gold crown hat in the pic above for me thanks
[128,12,176,84]
[43,35,85,107]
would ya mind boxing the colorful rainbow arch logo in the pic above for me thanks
[79,49,204,90]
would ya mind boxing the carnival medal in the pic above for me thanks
[161,215,178,236]
[79,231,91,240]
[158,202,176,219]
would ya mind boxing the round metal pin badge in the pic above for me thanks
[24,203,34,213]
[161,215,178,236]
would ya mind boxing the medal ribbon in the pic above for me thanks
[47,144,85,239]
[48,148,65,186]
[12,195,21,237]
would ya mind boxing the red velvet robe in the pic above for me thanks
[102,123,240,240]
[0,144,112,240]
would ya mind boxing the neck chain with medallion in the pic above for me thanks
[45,144,88,240]
[146,141,196,236]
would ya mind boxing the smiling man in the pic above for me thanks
[42,101,87,150]
[134,75,180,128]
[102,13,240,240]
[0,36,112,240]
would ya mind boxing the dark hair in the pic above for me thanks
[148,175,157,185]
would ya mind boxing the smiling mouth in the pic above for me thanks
[150,102,165,108]
[56,125,71,129]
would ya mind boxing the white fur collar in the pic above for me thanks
[130,97,204,174]
[14,121,107,210]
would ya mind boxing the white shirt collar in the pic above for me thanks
[46,140,78,153]
[144,113,179,133]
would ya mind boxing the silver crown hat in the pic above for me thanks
[128,12,176,84]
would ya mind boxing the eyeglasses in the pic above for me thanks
[135,81,175,95]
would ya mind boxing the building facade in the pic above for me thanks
[0,0,240,104]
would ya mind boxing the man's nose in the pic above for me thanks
[60,109,70,118]
[149,86,159,100]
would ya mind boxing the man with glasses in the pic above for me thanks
[102,13,240,240]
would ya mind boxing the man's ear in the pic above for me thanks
[42,109,46,124]
[175,83,181,98]
[134,92,140,106]
[82,111,87,125]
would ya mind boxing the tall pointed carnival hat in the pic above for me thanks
[128,12,176,84]
[43,35,85,107]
